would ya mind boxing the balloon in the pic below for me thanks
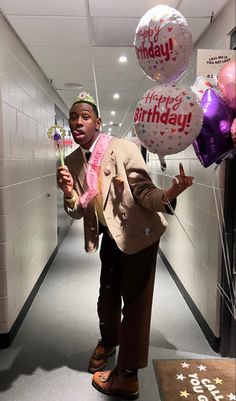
[134,5,193,84]
[218,60,236,110]
[201,88,233,133]
[231,118,236,149]
[193,89,234,167]
[133,85,203,167]
[191,75,216,101]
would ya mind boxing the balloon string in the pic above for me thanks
[212,162,235,306]
[217,283,236,320]
[160,156,236,318]
[165,197,235,320]
[217,282,234,306]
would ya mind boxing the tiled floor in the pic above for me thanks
[0,220,218,401]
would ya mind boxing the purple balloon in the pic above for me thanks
[201,88,233,133]
[193,88,234,167]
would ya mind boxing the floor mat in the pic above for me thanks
[153,358,236,401]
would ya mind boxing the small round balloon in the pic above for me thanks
[218,60,236,110]
[134,5,193,84]
[133,85,203,166]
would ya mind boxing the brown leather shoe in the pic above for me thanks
[88,340,116,373]
[92,367,139,400]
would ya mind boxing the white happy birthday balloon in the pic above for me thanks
[133,85,203,166]
[134,5,193,84]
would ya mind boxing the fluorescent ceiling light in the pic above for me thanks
[119,56,127,63]
[113,93,120,99]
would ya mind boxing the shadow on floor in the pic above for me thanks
[150,330,177,350]
[0,340,117,392]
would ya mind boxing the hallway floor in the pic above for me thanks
[0,220,219,401]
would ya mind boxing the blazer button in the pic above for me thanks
[90,226,96,232]
[144,227,151,236]
[104,167,111,176]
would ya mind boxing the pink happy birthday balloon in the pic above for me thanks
[134,5,193,84]
[218,60,236,110]
[231,118,236,148]
[133,85,203,166]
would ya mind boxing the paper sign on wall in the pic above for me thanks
[197,49,235,84]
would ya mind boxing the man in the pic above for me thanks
[57,92,193,399]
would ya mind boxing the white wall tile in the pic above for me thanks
[0,159,20,186]
[17,111,29,136]
[0,297,8,324]
[0,215,6,242]
[2,102,17,134]
[22,91,33,117]
[0,270,8,296]
[0,242,7,269]
[0,74,9,103]
[0,186,12,214]
[8,81,23,110]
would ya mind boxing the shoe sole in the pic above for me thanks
[92,379,139,400]
[88,348,116,373]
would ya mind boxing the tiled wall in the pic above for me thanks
[149,149,224,337]
[0,13,69,334]
[148,0,235,337]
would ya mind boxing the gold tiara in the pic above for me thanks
[75,91,97,106]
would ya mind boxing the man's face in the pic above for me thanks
[68,102,101,149]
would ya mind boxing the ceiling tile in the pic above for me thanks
[185,17,211,43]
[0,0,86,16]
[93,47,138,67]
[95,66,144,81]
[93,17,139,46]
[96,80,142,92]
[99,90,135,108]
[7,16,90,46]
[41,66,94,82]
[179,0,229,18]
[29,46,92,67]
[89,0,179,17]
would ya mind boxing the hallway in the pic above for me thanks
[0,220,218,401]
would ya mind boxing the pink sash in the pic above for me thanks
[80,134,112,208]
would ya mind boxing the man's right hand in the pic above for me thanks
[57,166,74,197]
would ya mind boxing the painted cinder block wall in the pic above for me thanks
[0,12,69,336]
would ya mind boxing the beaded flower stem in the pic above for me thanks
[59,149,64,166]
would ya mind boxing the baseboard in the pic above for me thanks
[0,246,58,349]
[158,248,220,353]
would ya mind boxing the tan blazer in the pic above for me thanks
[64,137,168,255]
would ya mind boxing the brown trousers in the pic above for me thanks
[97,229,159,370]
